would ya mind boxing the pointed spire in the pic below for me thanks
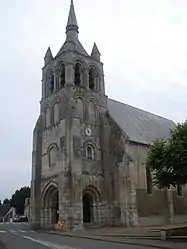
[67,0,77,27]
[44,47,53,65]
[66,0,79,41]
[91,43,101,61]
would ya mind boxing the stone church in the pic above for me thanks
[30,1,186,230]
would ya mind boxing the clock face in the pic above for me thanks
[85,127,92,137]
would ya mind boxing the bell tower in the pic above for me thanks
[41,0,106,98]
[31,0,108,230]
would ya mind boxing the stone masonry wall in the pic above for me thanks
[126,140,187,225]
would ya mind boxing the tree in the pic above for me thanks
[10,186,30,215]
[146,121,187,189]
[0,200,2,206]
[169,122,187,186]
[3,199,10,205]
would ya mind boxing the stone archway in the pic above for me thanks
[82,186,100,225]
[83,193,93,223]
[51,190,59,224]
[42,182,59,228]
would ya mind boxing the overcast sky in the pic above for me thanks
[0,0,187,201]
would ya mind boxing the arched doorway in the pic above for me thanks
[83,193,93,223]
[42,182,59,227]
[51,191,59,224]
[82,186,100,225]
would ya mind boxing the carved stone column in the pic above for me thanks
[54,73,57,91]
[84,68,89,89]
[71,134,83,230]
[118,159,139,227]
[127,161,139,227]
[92,203,98,223]
[118,162,130,227]
[40,206,51,229]
[99,74,105,94]
[65,63,74,86]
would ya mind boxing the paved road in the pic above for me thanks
[0,222,158,249]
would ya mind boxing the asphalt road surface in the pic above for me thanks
[0,222,158,249]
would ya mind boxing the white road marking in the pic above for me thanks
[8,229,35,234]
[9,230,18,235]
[22,235,81,249]
[3,228,80,249]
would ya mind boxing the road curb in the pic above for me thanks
[40,231,178,249]
[101,235,160,239]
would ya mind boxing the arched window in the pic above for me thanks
[89,68,95,90]
[53,103,59,125]
[45,107,51,128]
[74,63,81,86]
[49,73,54,93]
[86,145,94,160]
[59,64,65,89]
[49,145,58,167]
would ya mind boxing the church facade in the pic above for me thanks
[30,1,185,230]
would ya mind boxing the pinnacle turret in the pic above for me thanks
[44,47,53,65]
[91,43,101,61]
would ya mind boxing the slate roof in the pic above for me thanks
[57,40,89,57]
[107,98,176,145]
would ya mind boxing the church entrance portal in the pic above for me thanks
[42,183,59,228]
[83,193,93,223]
[51,191,59,224]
